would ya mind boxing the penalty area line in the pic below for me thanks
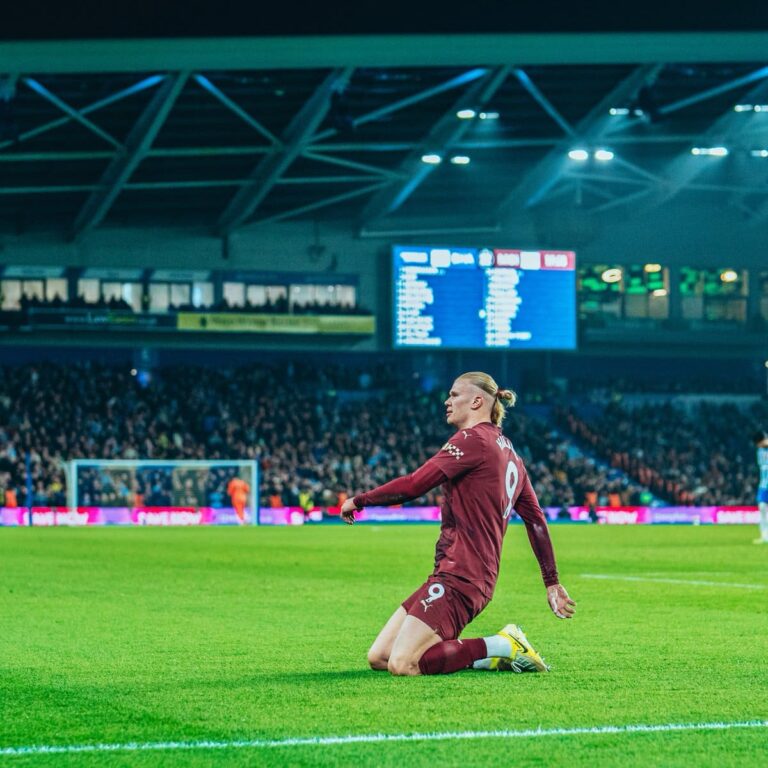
[1,720,767,757]
[580,574,766,590]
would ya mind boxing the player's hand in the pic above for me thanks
[547,584,576,619]
[340,498,359,525]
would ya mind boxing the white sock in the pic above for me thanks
[482,633,512,658]
[760,502,768,540]
[472,657,493,669]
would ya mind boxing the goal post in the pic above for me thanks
[66,459,260,526]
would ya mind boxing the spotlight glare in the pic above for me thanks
[720,269,738,283]
[734,104,753,112]
[652,288,668,297]
[450,155,470,165]
[478,111,499,120]
[456,109,476,119]
[601,268,622,284]
[750,149,768,158]
[568,149,589,161]
[644,263,662,273]
[594,149,614,161]
[609,107,630,116]
[691,147,728,157]
[421,154,442,165]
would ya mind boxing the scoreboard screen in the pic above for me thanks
[393,245,577,350]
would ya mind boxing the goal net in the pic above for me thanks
[66,459,259,526]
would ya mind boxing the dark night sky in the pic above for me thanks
[3,1,768,41]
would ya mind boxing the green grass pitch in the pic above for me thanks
[1,524,766,767]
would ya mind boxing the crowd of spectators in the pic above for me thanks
[560,397,768,505]
[4,294,372,317]
[0,361,653,512]
[0,361,763,511]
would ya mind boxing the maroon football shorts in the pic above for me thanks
[401,574,490,640]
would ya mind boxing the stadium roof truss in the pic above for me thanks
[2,33,768,236]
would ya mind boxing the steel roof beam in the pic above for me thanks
[0,75,164,152]
[5,34,768,72]
[359,66,510,226]
[70,72,189,239]
[495,64,660,221]
[244,181,389,228]
[637,79,768,212]
[513,68,575,136]
[22,78,122,149]
[310,68,488,144]
[215,68,352,235]
[193,74,281,146]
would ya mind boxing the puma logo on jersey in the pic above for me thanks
[442,442,464,460]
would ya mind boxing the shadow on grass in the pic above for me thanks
[252,669,378,684]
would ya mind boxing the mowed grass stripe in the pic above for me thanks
[2,719,767,757]
[580,573,767,589]
[1,526,766,768]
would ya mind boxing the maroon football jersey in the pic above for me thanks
[428,421,557,598]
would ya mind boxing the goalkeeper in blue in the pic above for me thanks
[753,430,768,544]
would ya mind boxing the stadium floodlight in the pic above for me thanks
[750,149,768,157]
[594,149,614,161]
[734,104,754,112]
[66,459,260,526]
[421,154,442,164]
[478,111,499,120]
[456,109,476,119]
[601,268,622,283]
[644,263,662,273]
[720,269,738,283]
[652,288,668,297]
[609,107,630,115]
[568,149,589,161]
[691,147,729,156]
[450,155,471,165]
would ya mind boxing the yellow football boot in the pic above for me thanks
[491,624,550,673]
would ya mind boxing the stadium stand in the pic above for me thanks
[559,397,768,505]
[7,360,761,510]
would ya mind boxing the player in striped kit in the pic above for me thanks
[753,431,768,544]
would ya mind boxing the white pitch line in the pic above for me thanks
[580,574,766,590]
[1,720,767,757]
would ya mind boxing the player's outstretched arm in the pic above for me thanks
[515,471,576,617]
[547,583,576,619]
[340,461,447,524]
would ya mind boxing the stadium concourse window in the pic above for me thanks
[0,278,69,312]
[102,281,142,312]
[760,272,768,321]
[621,264,668,320]
[289,283,356,312]
[1,278,69,309]
[222,282,288,311]
[148,282,213,312]
[77,278,140,310]
[577,264,668,326]
[680,267,747,324]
